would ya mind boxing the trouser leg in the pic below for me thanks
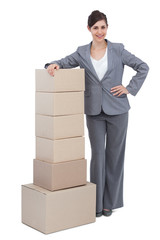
[103,112,129,210]
[86,113,106,213]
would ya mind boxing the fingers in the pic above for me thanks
[47,69,54,76]
[113,90,124,96]
[110,85,127,96]
[55,65,60,70]
[47,64,59,76]
[47,65,54,76]
[110,85,122,92]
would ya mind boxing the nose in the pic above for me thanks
[97,29,102,34]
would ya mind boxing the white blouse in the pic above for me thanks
[90,48,108,81]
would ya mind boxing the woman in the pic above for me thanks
[45,10,149,217]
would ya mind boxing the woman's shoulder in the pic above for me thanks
[109,40,124,49]
[76,42,89,53]
[108,40,125,55]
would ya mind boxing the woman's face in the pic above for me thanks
[87,20,108,42]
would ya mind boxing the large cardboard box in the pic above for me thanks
[36,136,85,163]
[35,91,84,116]
[36,69,85,92]
[22,182,96,234]
[35,114,84,140]
[33,158,87,191]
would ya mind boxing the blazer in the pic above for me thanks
[44,39,149,115]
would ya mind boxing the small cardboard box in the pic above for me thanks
[22,182,96,234]
[33,158,87,191]
[35,114,84,140]
[36,136,85,163]
[35,91,84,116]
[35,69,85,92]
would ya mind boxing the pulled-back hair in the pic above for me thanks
[88,10,108,28]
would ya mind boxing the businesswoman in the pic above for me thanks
[45,10,149,217]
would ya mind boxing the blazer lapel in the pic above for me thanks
[85,39,114,83]
[101,39,114,82]
[85,42,100,83]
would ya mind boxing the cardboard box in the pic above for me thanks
[22,182,96,234]
[35,114,84,140]
[35,69,85,92]
[35,91,84,116]
[36,136,85,163]
[33,158,87,191]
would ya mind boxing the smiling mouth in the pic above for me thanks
[96,35,104,38]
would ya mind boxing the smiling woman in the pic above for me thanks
[88,10,108,40]
[44,9,149,218]
[87,11,108,61]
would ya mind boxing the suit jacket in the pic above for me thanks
[44,39,149,115]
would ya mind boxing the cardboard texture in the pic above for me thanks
[36,136,85,163]
[22,182,96,234]
[35,91,84,116]
[21,69,96,234]
[35,69,85,92]
[33,158,87,191]
[35,114,84,140]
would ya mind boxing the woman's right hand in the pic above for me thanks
[47,64,60,76]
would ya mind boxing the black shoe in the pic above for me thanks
[103,209,112,217]
[96,211,103,217]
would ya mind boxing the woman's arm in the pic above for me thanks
[120,43,149,96]
[44,50,79,69]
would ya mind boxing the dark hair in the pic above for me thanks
[88,10,108,28]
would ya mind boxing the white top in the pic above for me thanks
[90,48,108,81]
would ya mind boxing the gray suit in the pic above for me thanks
[45,39,149,115]
[45,39,149,213]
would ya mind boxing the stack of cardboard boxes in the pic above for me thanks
[21,69,96,234]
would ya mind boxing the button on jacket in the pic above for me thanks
[45,39,149,115]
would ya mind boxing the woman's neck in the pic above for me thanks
[91,39,107,50]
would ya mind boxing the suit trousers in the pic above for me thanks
[86,109,128,212]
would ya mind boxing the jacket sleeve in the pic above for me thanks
[44,49,80,69]
[120,43,149,96]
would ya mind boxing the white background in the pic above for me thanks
[0,0,160,239]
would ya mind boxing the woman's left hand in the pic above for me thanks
[110,85,129,97]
